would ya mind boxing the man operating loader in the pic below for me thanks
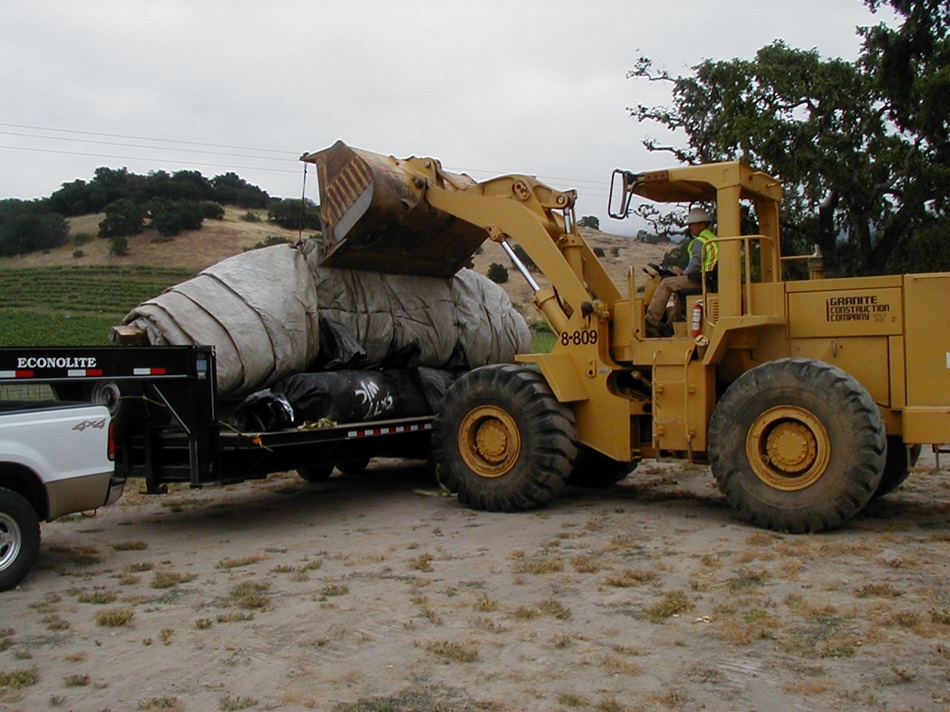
[645,207,718,337]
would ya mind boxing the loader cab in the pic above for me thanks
[613,161,785,330]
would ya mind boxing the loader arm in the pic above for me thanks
[302,141,622,334]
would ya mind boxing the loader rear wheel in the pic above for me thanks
[708,358,885,533]
[432,365,576,511]
[872,437,921,499]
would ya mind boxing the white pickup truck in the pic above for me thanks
[0,400,122,590]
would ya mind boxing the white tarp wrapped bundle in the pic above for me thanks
[310,266,530,369]
[124,245,320,396]
[124,241,530,398]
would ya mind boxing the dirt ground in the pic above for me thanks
[1,451,947,712]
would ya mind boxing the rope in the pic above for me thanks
[298,163,308,242]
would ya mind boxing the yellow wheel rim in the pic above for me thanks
[746,406,830,491]
[458,405,521,478]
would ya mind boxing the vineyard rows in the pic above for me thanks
[0,265,194,345]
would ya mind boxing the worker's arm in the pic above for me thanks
[683,238,703,278]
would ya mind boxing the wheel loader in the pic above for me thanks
[301,141,950,532]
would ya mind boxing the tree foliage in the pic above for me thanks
[0,200,70,256]
[147,199,206,237]
[48,167,272,217]
[628,1,949,276]
[99,199,147,238]
[267,198,321,231]
[578,215,600,230]
[487,263,509,283]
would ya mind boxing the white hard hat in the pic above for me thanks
[686,207,712,224]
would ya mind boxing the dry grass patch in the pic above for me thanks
[319,582,350,598]
[420,639,479,663]
[781,678,834,695]
[138,696,183,711]
[151,570,198,589]
[126,561,155,573]
[112,540,148,551]
[96,607,135,627]
[41,613,70,632]
[219,694,259,710]
[715,608,782,645]
[645,591,691,623]
[509,550,564,575]
[557,692,590,708]
[512,598,572,621]
[229,581,271,609]
[604,567,658,587]
[217,611,255,624]
[63,673,90,687]
[599,654,643,676]
[408,553,434,572]
[726,568,772,591]
[216,554,267,570]
[0,667,39,689]
[48,544,102,567]
[472,592,499,612]
[570,554,601,573]
[76,589,118,605]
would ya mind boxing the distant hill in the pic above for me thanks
[0,207,673,314]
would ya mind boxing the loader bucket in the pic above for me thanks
[301,141,488,278]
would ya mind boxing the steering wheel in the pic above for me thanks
[647,262,677,278]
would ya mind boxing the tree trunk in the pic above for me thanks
[817,190,840,278]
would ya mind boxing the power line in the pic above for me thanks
[0,130,297,163]
[0,121,296,157]
[0,145,300,174]
[1,121,615,191]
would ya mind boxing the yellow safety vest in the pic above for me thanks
[690,229,718,273]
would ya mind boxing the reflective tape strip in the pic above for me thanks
[346,422,433,438]
[67,369,104,377]
[133,367,167,375]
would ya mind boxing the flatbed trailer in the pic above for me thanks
[0,346,434,493]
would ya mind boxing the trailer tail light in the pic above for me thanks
[107,419,116,462]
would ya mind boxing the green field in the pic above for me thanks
[0,265,194,345]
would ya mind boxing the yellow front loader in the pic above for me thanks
[301,141,950,532]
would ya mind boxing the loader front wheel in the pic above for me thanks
[708,358,885,533]
[432,365,576,511]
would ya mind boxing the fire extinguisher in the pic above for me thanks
[691,300,704,337]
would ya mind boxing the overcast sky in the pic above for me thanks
[0,0,897,233]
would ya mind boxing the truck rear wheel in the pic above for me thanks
[708,358,885,533]
[0,488,41,591]
[432,365,576,511]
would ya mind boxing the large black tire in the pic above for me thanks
[432,365,577,511]
[567,445,637,487]
[708,358,886,533]
[337,459,370,476]
[297,464,334,482]
[873,436,921,499]
[0,488,41,591]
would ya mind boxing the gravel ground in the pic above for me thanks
[0,450,947,712]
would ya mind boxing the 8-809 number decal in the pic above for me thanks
[560,329,598,346]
